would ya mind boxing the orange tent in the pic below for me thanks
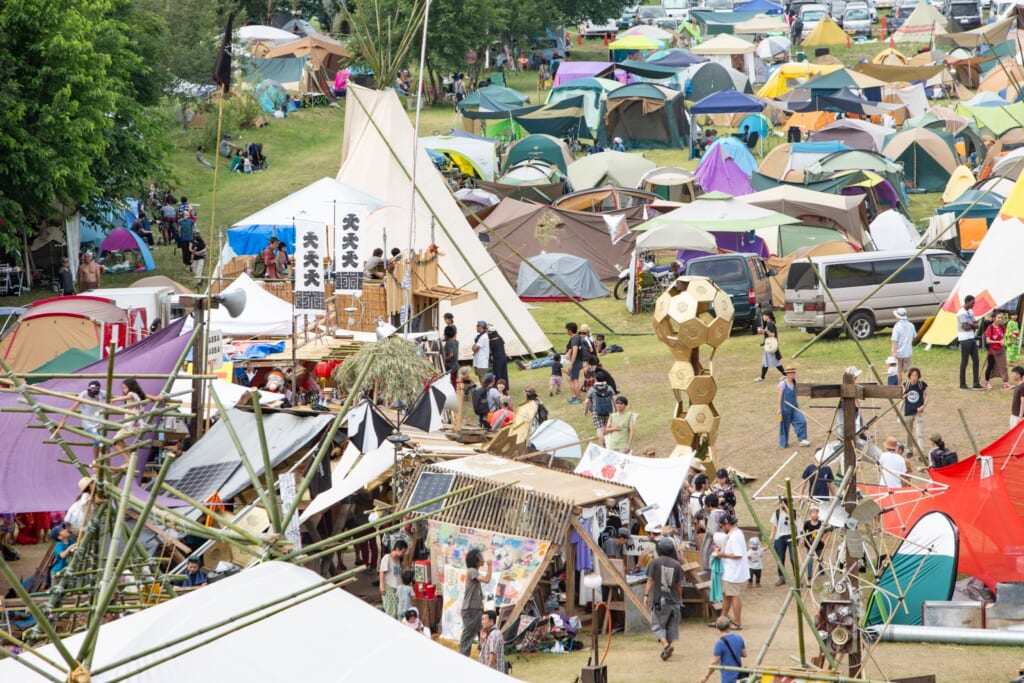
[785,110,836,133]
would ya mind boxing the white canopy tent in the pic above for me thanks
[337,86,552,358]
[232,177,386,230]
[0,562,515,682]
[208,272,301,337]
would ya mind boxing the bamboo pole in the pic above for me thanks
[784,479,805,667]
[250,393,282,533]
[0,554,78,670]
[711,665,888,683]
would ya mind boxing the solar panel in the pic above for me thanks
[162,462,239,502]
[407,471,456,515]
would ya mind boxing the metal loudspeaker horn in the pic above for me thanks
[211,289,247,319]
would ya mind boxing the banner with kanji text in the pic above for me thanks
[333,208,368,295]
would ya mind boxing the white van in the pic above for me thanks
[783,249,965,339]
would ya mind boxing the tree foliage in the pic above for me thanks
[0,0,173,249]
[338,0,426,90]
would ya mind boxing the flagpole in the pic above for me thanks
[403,0,432,334]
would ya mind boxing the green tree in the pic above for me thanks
[0,0,172,248]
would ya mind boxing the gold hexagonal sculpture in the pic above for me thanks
[653,276,733,468]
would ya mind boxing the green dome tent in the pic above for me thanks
[604,83,689,150]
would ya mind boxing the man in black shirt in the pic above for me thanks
[190,229,208,288]
[57,258,74,296]
[645,537,683,661]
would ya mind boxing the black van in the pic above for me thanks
[686,254,775,332]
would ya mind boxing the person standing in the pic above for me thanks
[769,498,793,586]
[275,241,291,280]
[584,376,615,446]
[716,513,750,629]
[778,364,811,448]
[701,617,746,683]
[177,197,196,272]
[443,326,459,388]
[1011,366,1024,428]
[57,257,75,296]
[902,367,928,447]
[878,436,908,488]
[478,610,505,672]
[54,380,107,460]
[958,295,983,390]
[378,539,408,619]
[986,312,1011,389]
[488,327,509,387]
[190,228,208,289]
[564,322,584,404]
[801,507,828,581]
[471,320,490,383]
[604,396,638,454]
[890,307,916,384]
[644,537,683,661]
[261,237,280,279]
[460,548,492,657]
[77,252,102,291]
[756,311,784,382]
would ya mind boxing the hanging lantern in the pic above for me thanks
[314,361,332,379]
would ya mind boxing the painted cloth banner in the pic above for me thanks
[574,444,693,528]
[427,521,551,640]
[333,208,368,294]
[294,225,326,315]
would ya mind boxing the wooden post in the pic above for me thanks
[566,527,577,617]
[569,517,649,622]
[801,369,902,678]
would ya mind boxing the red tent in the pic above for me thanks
[864,425,1024,590]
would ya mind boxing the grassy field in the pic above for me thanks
[7,53,1017,681]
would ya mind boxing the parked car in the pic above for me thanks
[618,5,641,29]
[580,18,619,37]
[636,5,669,23]
[829,0,850,21]
[707,0,737,10]
[888,0,920,31]
[783,249,965,340]
[662,0,693,19]
[948,0,983,28]
[686,254,775,332]
[799,3,829,36]
[843,5,872,33]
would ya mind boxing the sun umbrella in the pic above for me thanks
[757,35,791,61]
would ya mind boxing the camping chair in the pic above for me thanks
[503,614,549,661]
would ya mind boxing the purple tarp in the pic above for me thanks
[0,317,192,513]
[552,61,627,87]
[694,153,754,196]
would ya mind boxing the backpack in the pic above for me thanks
[471,386,490,416]
[252,256,267,277]
[933,449,958,468]
[593,384,614,416]
[535,402,549,424]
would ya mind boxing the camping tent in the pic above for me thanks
[546,77,618,138]
[228,177,386,256]
[566,151,657,190]
[605,83,689,149]
[758,140,847,180]
[639,167,700,202]
[516,253,609,300]
[685,61,748,103]
[695,146,754,195]
[504,134,574,174]
[691,34,757,86]
[802,15,850,46]
[648,48,706,68]
[477,198,636,281]
[741,185,868,246]
[262,34,350,71]
[421,134,499,181]
[869,210,920,250]
[893,2,948,43]
[98,227,156,272]
[880,127,958,192]
[209,273,303,336]
[0,562,514,683]
[636,192,800,233]
[551,61,619,87]
[808,118,891,153]
[690,89,765,115]
[456,85,529,112]
[922,176,1024,346]
[0,318,192,513]
[756,62,844,98]
[338,86,551,358]
[942,165,977,203]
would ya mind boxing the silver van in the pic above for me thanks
[783,249,965,340]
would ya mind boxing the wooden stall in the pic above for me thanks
[401,454,648,636]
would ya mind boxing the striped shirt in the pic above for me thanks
[478,626,506,673]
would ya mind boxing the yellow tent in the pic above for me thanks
[872,48,908,65]
[756,62,843,98]
[802,15,849,46]
[941,165,976,204]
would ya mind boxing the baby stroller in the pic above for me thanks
[247,143,268,171]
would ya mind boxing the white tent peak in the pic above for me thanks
[208,272,300,337]
[337,85,551,358]
[232,177,386,228]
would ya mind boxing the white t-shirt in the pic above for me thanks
[472,331,490,369]
[891,319,915,358]
[956,307,977,342]
[747,546,763,570]
[722,527,751,583]
[770,508,792,540]
[878,450,907,488]
[379,554,403,589]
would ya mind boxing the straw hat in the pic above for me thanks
[884,436,899,451]
[783,362,797,373]
[78,476,93,492]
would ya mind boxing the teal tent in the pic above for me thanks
[605,83,689,149]
[27,347,102,383]
[503,135,574,174]
[456,85,529,112]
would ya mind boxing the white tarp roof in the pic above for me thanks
[300,443,394,522]
[337,85,552,358]
[237,24,296,42]
[209,272,299,337]
[169,378,278,420]
[0,561,515,682]
[231,177,386,229]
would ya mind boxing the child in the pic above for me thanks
[885,356,898,385]
[549,354,563,396]
[747,537,763,587]
[581,354,597,394]
[709,531,726,609]
[396,569,415,619]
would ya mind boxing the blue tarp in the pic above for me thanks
[791,141,850,155]
[227,225,296,256]
[690,89,765,114]
[233,342,287,359]
[735,0,784,13]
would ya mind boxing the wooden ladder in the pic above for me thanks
[681,553,713,619]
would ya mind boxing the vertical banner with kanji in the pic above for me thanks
[334,208,368,295]
[294,225,327,315]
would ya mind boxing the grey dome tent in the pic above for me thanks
[516,253,610,301]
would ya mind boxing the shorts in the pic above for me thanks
[474,366,488,377]
[722,580,744,597]
[549,376,562,387]
[85,426,101,448]
[591,413,609,429]
[650,603,680,642]
[896,356,912,376]
[569,362,583,381]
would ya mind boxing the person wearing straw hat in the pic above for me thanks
[878,436,908,488]
[778,363,811,448]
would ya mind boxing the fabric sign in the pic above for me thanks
[333,209,367,295]
[294,225,326,314]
